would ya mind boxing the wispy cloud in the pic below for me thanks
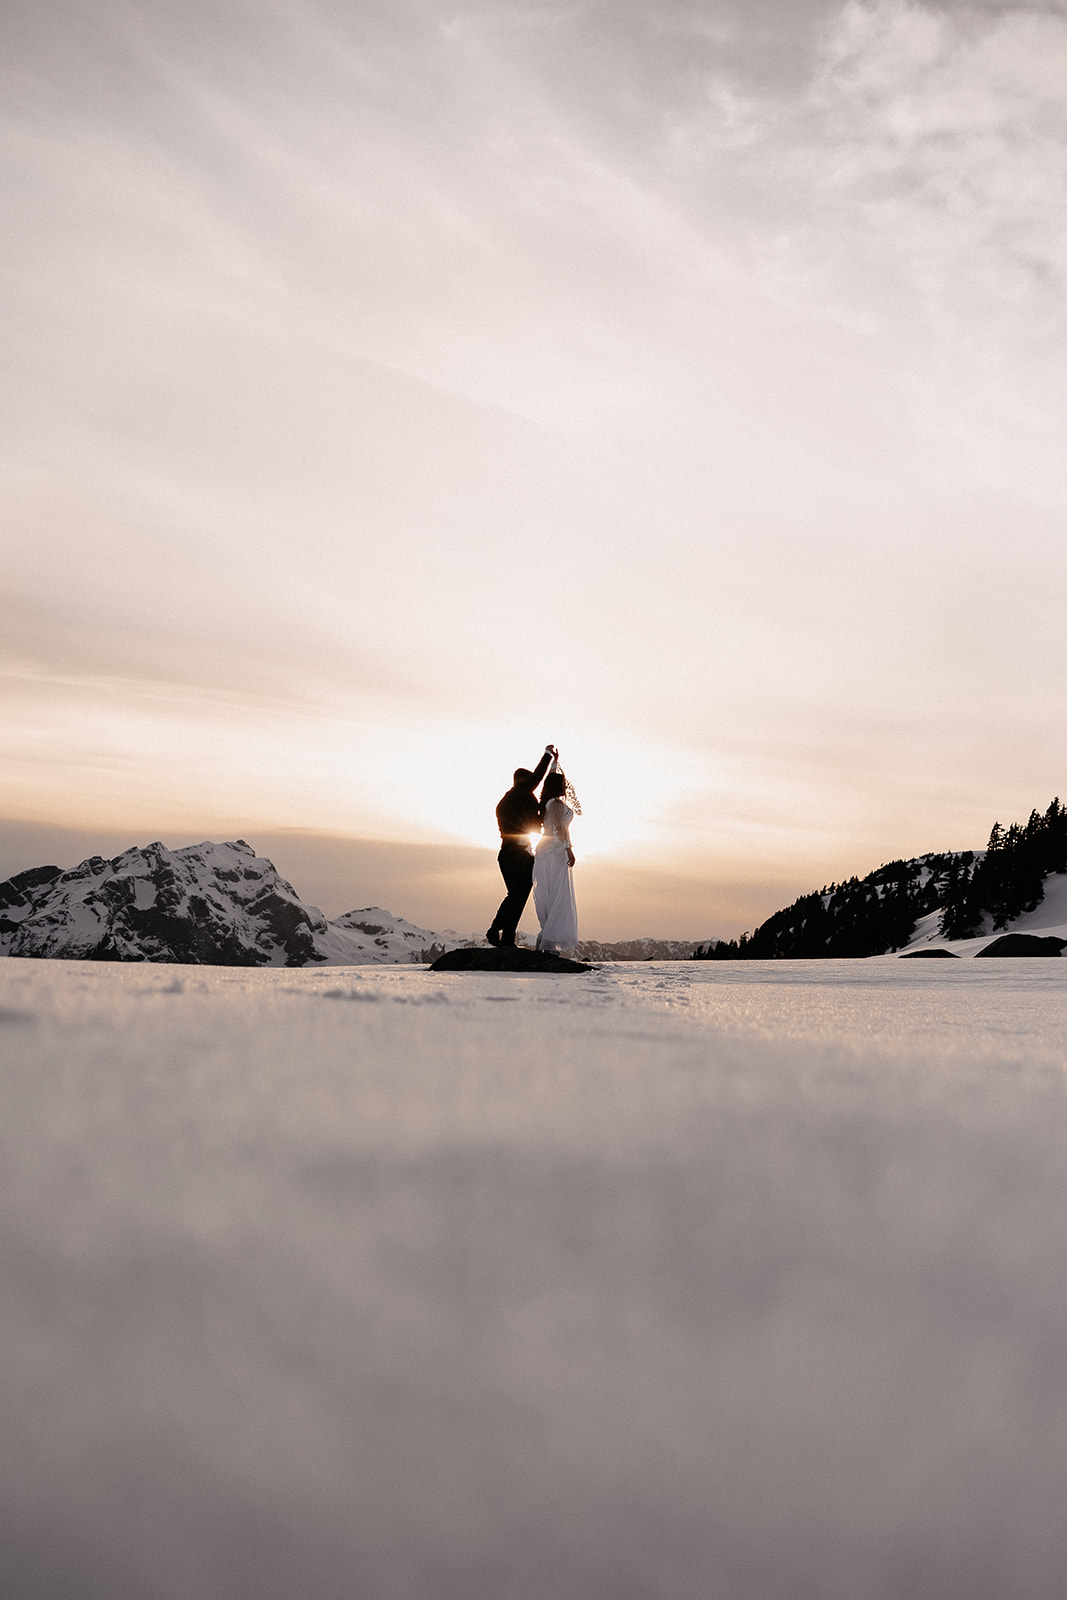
[807,2,1067,326]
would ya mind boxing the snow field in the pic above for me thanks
[2,957,1067,1599]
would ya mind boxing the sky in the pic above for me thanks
[2,0,1066,939]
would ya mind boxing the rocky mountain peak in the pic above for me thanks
[0,839,335,966]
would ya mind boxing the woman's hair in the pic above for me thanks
[540,772,566,808]
[540,769,581,816]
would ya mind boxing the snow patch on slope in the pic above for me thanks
[903,871,1067,955]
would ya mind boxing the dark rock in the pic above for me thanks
[899,948,960,958]
[0,865,62,910]
[430,947,591,974]
[975,933,1067,958]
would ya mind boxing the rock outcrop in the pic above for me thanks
[430,947,591,974]
[974,933,1066,957]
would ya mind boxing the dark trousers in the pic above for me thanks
[491,840,535,945]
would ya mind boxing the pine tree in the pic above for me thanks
[938,853,980,939]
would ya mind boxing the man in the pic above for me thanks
[486,744,557,947]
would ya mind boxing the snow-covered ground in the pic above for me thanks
[3,956,1067,1599]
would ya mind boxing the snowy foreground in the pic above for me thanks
[3,959,1067,1600]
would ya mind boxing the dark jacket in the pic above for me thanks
[496,750,553,841]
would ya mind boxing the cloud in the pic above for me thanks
[653,3,1067,364]
[805,2,1067,344]
[817,3,1067,215]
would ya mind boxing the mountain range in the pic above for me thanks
[6,801,1065,966]
[0,839,466,966]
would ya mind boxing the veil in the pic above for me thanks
[547,756,582,815]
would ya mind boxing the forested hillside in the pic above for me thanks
[697,798,1067,960]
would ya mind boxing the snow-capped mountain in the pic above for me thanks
[576,937,699,962]
[0,840,469,966]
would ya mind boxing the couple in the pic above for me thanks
[486,743,580,954]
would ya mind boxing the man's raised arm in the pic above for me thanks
[530,746,556,788]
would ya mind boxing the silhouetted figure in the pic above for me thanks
[487,745,556,947]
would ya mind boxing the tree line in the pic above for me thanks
[939,797,1067,938]
[695,797,1067,960]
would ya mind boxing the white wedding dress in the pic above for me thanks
[532,797,578,952]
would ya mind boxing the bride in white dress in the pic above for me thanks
[532,766,579,953]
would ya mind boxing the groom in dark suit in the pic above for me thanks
[486,744,557,947]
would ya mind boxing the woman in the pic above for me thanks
[532,766,580,953]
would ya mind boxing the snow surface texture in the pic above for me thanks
[3,958,1067,1600]
[0,840,462,965]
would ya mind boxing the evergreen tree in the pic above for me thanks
[938,853,979,939]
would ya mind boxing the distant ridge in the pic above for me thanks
[577,937,699,962]
[696,798,1067,960]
